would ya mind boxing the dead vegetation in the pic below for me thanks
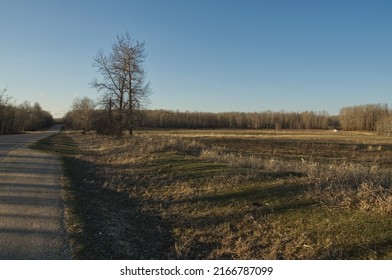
[45,130,392,259]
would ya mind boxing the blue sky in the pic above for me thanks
[1,0,392,117]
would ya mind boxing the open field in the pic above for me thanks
[36,129,392,259]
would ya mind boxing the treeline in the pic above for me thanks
[65,95,392,134]
[339,104,392,133]
[0,89,54,135]
[141,104,392,133]
[64,99,335,132]
[140,110,334,130]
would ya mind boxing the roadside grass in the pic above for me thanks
[32,130,392,259]
[30,131,76,155]
[31,132,173,259]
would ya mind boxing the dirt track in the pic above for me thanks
[0,126,70,259]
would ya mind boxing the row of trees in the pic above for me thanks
[139,109,333,130]
[0,87,53,135]
[65,98,336,131]
[65,100,392,133]
[339,104,391,132]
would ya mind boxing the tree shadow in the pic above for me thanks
[0,141,71,259]
[63,155,174,259]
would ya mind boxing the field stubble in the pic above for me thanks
[62,130,392,259]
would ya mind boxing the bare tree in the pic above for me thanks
[0,87,53,134]
[91,33,151,136]
[0,86,13,134]
[69,97,96,133]
[339,104,389,131]
[0,86,6,95]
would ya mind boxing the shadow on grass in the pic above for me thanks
[175,181,308,207]
[33,133,174,259]
[29,133,77,155]
[63,156,173,259]
[33,133,392,259]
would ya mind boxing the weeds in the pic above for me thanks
[199,140,392,214]
[59,130,392,259]
[300,162,392,212]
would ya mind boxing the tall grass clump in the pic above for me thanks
[200,145,292,172]
[302,161,392,212]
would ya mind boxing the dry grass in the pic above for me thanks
[196,137,392,214]
[302,162,392,212]
[52,130,392,259]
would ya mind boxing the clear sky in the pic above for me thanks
[1,0,392,117]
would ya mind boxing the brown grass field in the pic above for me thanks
[34,129,392,259]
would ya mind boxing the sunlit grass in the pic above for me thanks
[34,129,392,259]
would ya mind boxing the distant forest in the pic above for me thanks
[140,109,334,130]
[0,88,53,135]
[139,104,392,134]
[66,97,392,135]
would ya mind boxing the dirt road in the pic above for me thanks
[0,126,70,259]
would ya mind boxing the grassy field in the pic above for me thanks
[35,129,392,259]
